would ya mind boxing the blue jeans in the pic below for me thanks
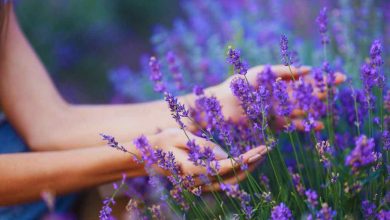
[0,121,77,220]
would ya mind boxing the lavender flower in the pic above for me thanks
[362,200,376,219]
[186,139,219,175]
[313,68,326,93]
[271,203,292,220]
[383,131,390,151]
[99,197,114,220]
[316,203,336,220]
[149,56,166,93]
[280,34,291,66]
[345,135,377,171]
[315,140,333,168]
[291,172,305,195]
[316,7,329,45]
[220,184,253,219]
[322,62,335,88]
[227,46,248,75]
[293,78,314,112]
[134,135,156,167]
[165,93,189,129]
[257,65,276,89]
[101,133,140,162]
[193,85,204,96]
[148,204,164,220]
[376,210,390,220]
[361,40,384,91]
[305,189,318,207]
[370,40,384,67]
[273,78,292,117]
[385,90,390,112]
[166,51,185,90]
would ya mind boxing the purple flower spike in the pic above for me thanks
[280,34,291,66]
[149,56,166,93]
[383,130,390,151]
[362,200,376,219]
[134,135,156,167]
[316,7,329,45]
[273,78,292,117]
[271,203,292,220]
[316,203,336,220]
[361,40,384,91]
[345,135,378,171]
[166,51,185,90]
[164,93,189,129]
[227,46,248,75]
[305,189,318,207]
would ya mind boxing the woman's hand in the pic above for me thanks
[206,65,346,131]
[148,128,268,187]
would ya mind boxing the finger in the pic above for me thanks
[290,109,306,118]
[241,65,311,88]
[216,146,268,176]
[271,65,311,80]
[292,119,324,131]
[202,161,262,192]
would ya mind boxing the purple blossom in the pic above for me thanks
[273,78,292,117]
[257,65,276,89]
[149,56,166,93]
[362,200,376,219]
[305,189,318,207]
[383,131,390,151]
[280,34,291,66]
[313,67,326,93]
[227,47,248,75]
[101,133,140,162]
[148,205,164,219]
[291,172,305,195]
[195,95,234,152]
[315,140,333,168]
[322,62,335,87]
[376,210,390,220]
[99,197,115,220]
[385,90,390,112]
[361,40,384,91]
[316,7,329,45]
[345,135,378,171]
[134,135,156,167]
[165,93,189,129]
[220,184,253,219]
[186,139,219,175]
[166,51,185,90]
[193,85,204,96]
[370,40,384,67]
[293,78,314,112]
[155,150,180,176]
[340,89,368,125]
[271,203,292,220]
[303,114,316,132]
[316,203,336,220]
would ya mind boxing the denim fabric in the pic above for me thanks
[0,121,77,220]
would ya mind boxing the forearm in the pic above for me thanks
[0,145,144,205]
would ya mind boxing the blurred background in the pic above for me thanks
[15,0,181,103]
[15,0,389,103]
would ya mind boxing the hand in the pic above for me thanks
[148,128,268,189]
[208,65,346,131]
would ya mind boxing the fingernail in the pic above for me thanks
[248,154,262,163]
[213,147,228,159]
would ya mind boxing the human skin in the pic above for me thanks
[0,6,346,205]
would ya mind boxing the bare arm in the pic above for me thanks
[0,145,144,205]
[0,8,199,151]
